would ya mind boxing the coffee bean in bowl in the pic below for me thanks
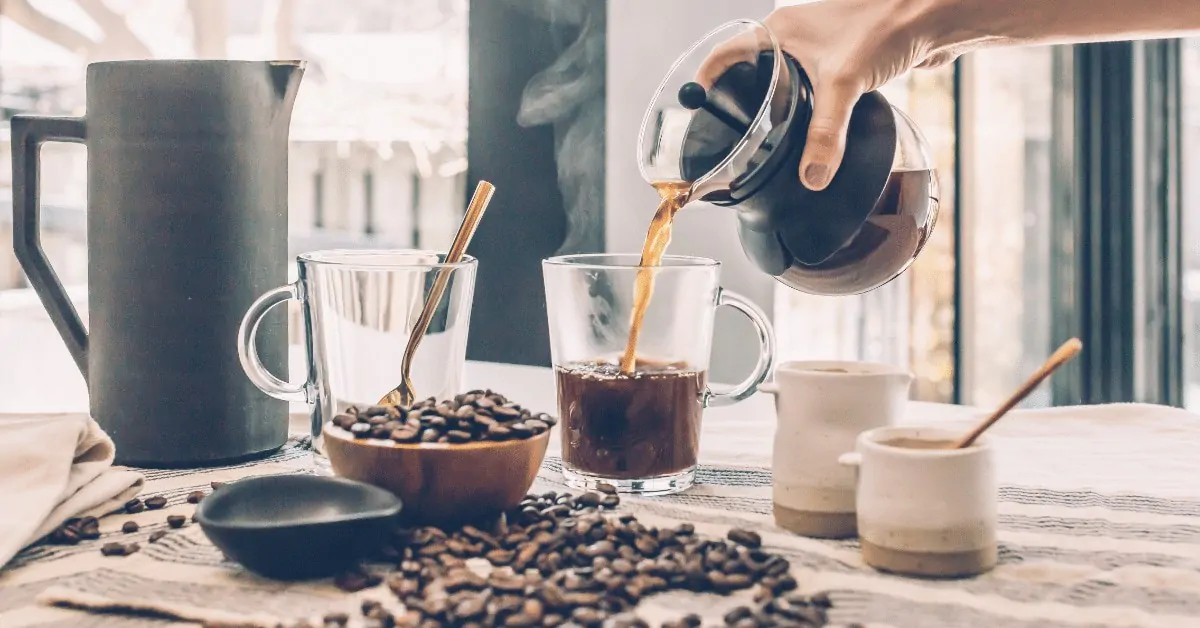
[323,390,555,527]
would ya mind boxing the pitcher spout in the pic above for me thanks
[268,60,306,109]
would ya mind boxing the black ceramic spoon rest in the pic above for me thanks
[195,473,403,580]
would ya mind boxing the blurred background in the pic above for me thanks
[0,0,1197,410]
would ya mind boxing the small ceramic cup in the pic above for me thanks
[761,360,912,539]
[838,426,998,578]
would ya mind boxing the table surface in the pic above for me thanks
[4,359,1200,627]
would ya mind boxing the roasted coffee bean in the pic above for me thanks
[167,515,187,529]
[323,612,350,626]
[727,528,762,549]
[61,516,100,540]
[576,492,603,508]
[368,491,829,628]
[524,419,550,434]
[333,569,379,595]
[50,525,81,545]
[100,542,139,557]
[447,430,473,443]
[186,491,206,504]
[124,498,146,514]
[341,393,557,445]
[122,521,139,534]
[392,429,419,443]
[141,495,167,510]
[148,530,168,543]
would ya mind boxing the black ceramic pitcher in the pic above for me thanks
[11,60,305,467]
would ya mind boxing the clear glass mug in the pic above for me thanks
[237,250,477,459]
[542,253,775,495]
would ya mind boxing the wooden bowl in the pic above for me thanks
[323,422,550,527]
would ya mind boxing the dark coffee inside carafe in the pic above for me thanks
[775,168,938,294]
[674,49,940,296]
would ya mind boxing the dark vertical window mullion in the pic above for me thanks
[1052,41,1184,406]
[363,170,375,236]
[1050,46,1082,404]
[313,169,325,229]
[951,58,965,405]
[1139,40,1185,406]
[410,172,421,248]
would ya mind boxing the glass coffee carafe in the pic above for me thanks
[638,20,940,296]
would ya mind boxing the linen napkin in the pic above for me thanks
[0,413,144,568]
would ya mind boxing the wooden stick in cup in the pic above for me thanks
[953,338,1083,449]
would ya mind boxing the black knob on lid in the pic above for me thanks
[677,81,752,136]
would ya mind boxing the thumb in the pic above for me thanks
[799,78,862,191]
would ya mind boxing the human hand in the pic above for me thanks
[697,0,956,191]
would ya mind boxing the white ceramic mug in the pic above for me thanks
[839,426,998,578]
[761,360,912,538]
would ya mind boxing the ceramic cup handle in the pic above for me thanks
[704,288,777,408]
[237,283,312,403]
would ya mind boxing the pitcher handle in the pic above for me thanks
[11,115,89,380]
[704,288,776,407]
[237,283,311,403]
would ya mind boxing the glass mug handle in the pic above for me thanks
[704,288,776,407]
[237,283,312,403]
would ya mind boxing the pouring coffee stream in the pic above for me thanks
[379,181,496,407]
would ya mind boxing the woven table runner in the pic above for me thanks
[4,402,1200,627]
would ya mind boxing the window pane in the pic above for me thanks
[1183,38,1200,409]
[958,47,1055,408]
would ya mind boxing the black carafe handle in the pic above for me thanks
[10,115,89,380]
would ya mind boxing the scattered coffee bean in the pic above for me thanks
[144,495,168,510]
[122,521,139,534]
[100,542,139,557]
[370,490,830,627]
[186,491,206,504]
[322,612,349,626]
[334,569,383,592]
[124,498,146,514]
[727,528,762,549]
[148,530,168,543]
[167,515,187,529]
[44,516,101,545]
[331,391,559,445]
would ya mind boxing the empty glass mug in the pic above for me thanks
[238,250,477,459]
[543,253,775,495]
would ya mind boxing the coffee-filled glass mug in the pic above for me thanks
[542,253,775,495]
[237,250,477,461]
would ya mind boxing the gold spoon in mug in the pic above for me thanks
[379,180,496,407]
[952,337,1083,449]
